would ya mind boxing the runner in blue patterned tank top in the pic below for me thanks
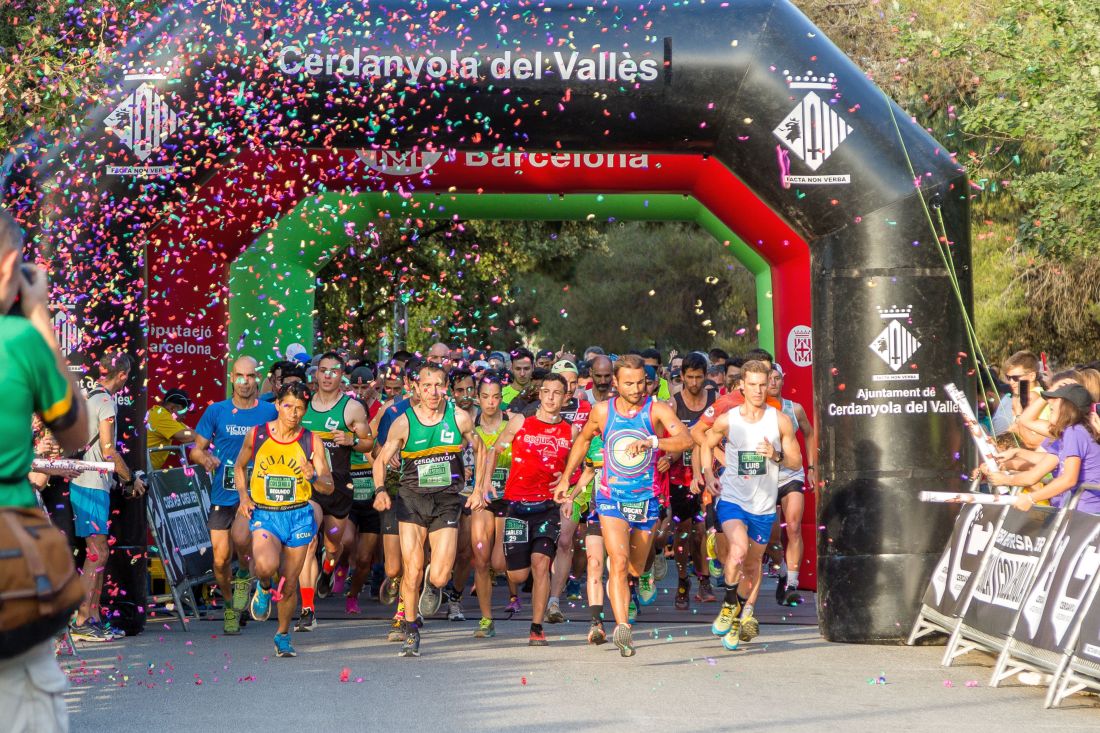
[554,354,692,657]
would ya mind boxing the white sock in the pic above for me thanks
[548,596,559,608]
[742,603,755,618]
[788,571,800,589]
[779,561,788,576]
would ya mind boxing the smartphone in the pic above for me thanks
[1019,380,1030,409]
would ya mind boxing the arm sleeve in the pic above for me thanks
[18,323,77,431]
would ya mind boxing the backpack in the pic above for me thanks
[0,507,84,657]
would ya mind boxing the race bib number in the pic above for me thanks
[737,451,767,477]
[619,499,649,523]
[490,468,508,497]
[264,474,296,503]
[222,459,235,492]
[352,472,376,501]
[682,450,693,467]
[503,516,528,544]
[417,460,451,489]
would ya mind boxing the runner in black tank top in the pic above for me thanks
[667,353,715,610]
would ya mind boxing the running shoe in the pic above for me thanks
[739,613,759,642]
[223,607,241,635]
[317,568,334,599]
[696,576,717,603]
[675,579,690,611]
[295,608,317,632]
[345,595,361,615]
[781,587,805,607]
[331,566,347,597]
[387,617,405,642]
[712,602,738,636]
[447,598,466,622]
[705,531,718,560]
[545,600,566,624]
[92,619,126,640]
[722,621,742,651]
[588,620,608,645]
[505,595,522,614]
[69,622,113,643]
[274,632,297,657]
[231,576,251,613]
[652,552,669,582]
[637,571,657,606]
[419,570,443,618]
[565,578,583,601]
[775,574,788,605]
[628,595,638,624]
[612,624,636,657]
[528,627,549,646]
[379,576,401,606]
[250,584,273,622]
[400,625,421,657]
[474,618,496,638]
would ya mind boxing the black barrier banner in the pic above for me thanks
[923,503,1002,616]
[147,467,214,583]
[1015,511,1100,653]
[963,506,1059,637]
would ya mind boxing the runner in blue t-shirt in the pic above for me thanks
[190,356,277,634]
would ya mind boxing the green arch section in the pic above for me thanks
[228,192,774,370]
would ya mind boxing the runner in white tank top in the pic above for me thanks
[699,361,801,652]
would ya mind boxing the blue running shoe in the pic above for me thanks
[251,584,272,622]
[274,632,296,657]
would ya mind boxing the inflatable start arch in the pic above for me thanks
[3,0,974,642]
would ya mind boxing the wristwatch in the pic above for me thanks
[772,449,784,464]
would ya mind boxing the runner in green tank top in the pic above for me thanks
[372,363,479,657]
[295,352,373,632]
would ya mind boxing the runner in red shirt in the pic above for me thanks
[474,373,575,646]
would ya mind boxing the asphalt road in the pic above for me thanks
[63,575,1100,732]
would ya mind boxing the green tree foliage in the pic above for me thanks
[507,223,756,355]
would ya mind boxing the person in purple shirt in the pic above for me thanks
[986,383,1100,514]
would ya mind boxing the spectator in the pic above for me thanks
[1002,350,1048,449]
[145,389,196,470]
[0,210,87,731]
[70,350,146,642]
[986,383,1100,514]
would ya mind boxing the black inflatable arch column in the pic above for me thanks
[3,0,972,641]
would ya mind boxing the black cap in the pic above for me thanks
[349,366,375,384]
[1040,384,1094,412]
[163,389,191,410]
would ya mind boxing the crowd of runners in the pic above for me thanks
[74,342,816,659]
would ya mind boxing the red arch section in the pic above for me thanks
[147,148,817,586]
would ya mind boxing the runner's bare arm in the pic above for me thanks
[554,402,606,498]
[793,403,816,478]
[189,434,220,472]
[700,414,729,496]
[310,433,335,494]
[372,416,408,511]
[234,427,256,515]
[777,412,803,471]
[651,401,692,453]
[342,398,375,453]
[455,410,486,510]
